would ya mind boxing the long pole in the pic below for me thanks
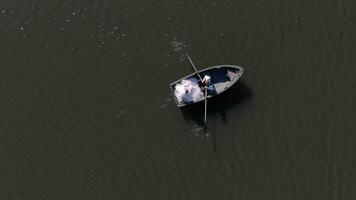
[184,50,203,81]
[184,48,208,125]
[204,87,207,124]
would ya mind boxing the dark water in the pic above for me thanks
[1,0,356,199]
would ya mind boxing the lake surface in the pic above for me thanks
[1,0,356,199]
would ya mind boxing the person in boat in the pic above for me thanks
[175,78,204,103]
[200,75,217,96]
[183,80,193,94]
[199,75,211,87]
[202,75,211,84]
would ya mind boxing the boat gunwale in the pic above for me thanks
[170,65,244,107]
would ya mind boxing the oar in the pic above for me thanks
[204,87,208,124]
[184,48,208,125]
[184,49,203,81]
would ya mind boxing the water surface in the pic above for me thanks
[1,0,356,199]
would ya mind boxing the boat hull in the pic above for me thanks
[170,65,243,107]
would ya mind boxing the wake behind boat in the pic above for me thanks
[170,65,243,107]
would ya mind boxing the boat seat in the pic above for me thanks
[214,82,228,93]
[227,69,238,81]
[206,85,217,96]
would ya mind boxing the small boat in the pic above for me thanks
[170,65,244,107]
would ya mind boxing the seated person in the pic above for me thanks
[202,75,211,85]
[198,75,211,87]
[175,78,204,103]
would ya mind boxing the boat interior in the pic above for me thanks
[171,66,242,105]
[196,67,240,95]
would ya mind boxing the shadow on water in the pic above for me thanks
[180,81,253,125]
[180,81,252,153]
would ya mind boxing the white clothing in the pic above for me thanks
[202,75,211,84]
[175,78,204,103]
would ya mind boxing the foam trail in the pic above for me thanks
[170,38,187,62]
